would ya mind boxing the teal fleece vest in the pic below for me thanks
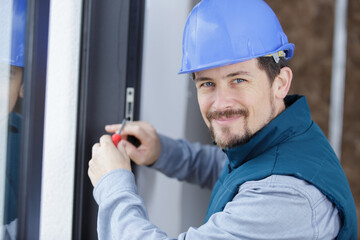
[205,95,357,239]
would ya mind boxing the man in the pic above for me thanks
[1,0,26,238]
[88,0,357,239]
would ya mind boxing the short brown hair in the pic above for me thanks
[191,57,288,81]
[257,57,288,83]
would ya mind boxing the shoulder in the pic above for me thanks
[239,175,325,203]
[8,112,22,135]
[225,175,340,239]
[238,175,340,216]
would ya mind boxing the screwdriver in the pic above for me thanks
[111,118,126,146]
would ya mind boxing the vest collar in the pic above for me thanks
[224,95,313,170]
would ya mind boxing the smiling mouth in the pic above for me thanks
[213,115,242,126]
[207,109,248,126]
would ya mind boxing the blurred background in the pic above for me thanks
[268,0,360,233]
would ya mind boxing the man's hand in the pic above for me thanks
[105,121,161,166]
[88,135,131,187]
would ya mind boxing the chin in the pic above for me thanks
[213,127,253,149]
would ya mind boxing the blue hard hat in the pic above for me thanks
[179,0,295,74]
[11,0,27,67]
[0,0,27,67]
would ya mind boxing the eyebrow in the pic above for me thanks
[226,71,251,78]
[194,70,252,82]
[194,76,212,82]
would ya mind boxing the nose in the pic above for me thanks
[212,85,234,111]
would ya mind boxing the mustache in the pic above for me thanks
[207,109,248,121]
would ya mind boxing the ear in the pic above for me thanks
[19,83,24,99]
[272,66,292,99]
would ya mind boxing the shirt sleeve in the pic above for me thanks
[151,134,227,189]
[94,172,340,240]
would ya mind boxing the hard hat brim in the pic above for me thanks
[179,43,294,74]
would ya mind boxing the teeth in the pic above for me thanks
[219,116,235,120]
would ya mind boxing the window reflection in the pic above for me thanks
[0,0,26,239]
[4,66,23,240]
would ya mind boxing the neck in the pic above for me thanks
[274,99,286,118]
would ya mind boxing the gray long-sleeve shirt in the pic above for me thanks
[93,135,340,239]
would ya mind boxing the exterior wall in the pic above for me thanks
[39,0,82,239]
[268,0,360,236]
[138,0,214,237]
[343,0,360,234]
[137,0,190,237]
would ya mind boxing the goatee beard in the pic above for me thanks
[207,108,252,149]
[207,90,277,149]
[209,123,252,149]
[207,101,276,149]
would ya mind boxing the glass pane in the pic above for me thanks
[0,0,26,239]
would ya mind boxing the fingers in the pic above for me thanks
[121,121,154,144]
[120,139,140,162]
[92,143,100,153]
[105,121,155,145]
[88,135,132,187]
[105,124,122,133]
[104,121,161,166]
[99,134,112,145]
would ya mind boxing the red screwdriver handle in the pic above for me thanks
[112,134,122,146]
[111,118,127,147]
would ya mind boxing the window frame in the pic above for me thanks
[17,0,50,238]
[72,0,145,239]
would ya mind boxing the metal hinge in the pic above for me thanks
[125,87,134,122]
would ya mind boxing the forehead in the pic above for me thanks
[194,58,262,80]
[0,63,23,72]
[0,64,23,80]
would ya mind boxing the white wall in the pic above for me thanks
[138,0,191,237]
[138,0,212,237]
[39,0,82,239]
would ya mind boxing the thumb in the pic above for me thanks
[119,140,141,163]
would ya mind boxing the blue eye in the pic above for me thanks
[233,78,244,83]
[201,82,215,87]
